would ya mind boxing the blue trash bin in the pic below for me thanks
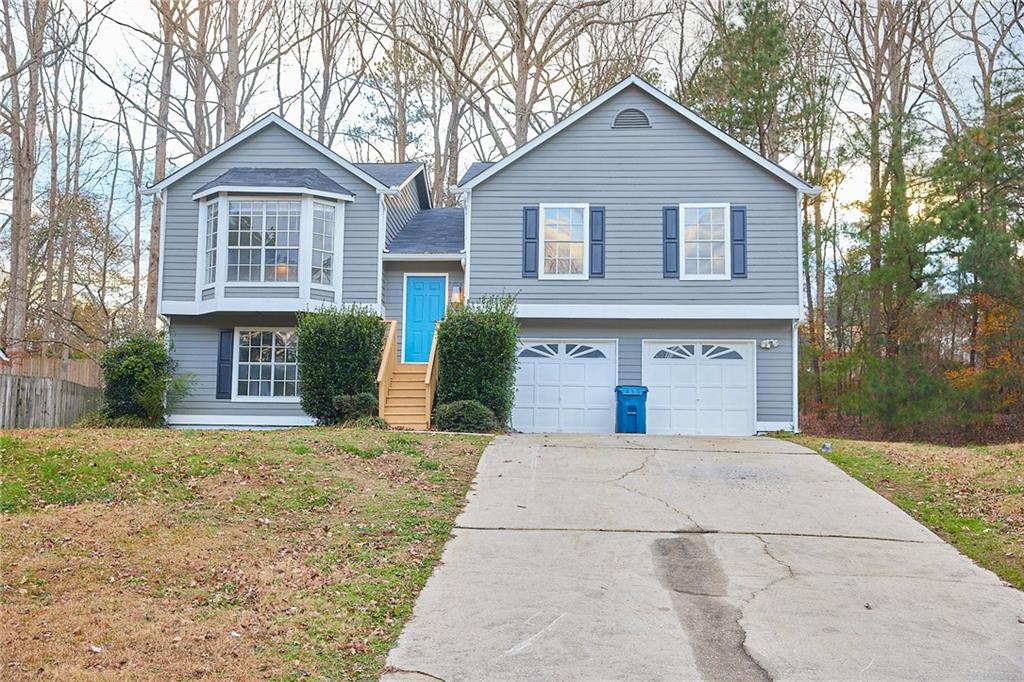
[615,385,648,434]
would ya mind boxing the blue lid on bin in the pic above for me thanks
[615,385,648,396]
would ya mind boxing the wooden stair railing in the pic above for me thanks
[377,320,436,430]
[377,320,398,416]
[423,325,440,428]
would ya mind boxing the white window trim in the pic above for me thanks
[230,327,301,403]
[538,202,590,281]
[401,272,450,363]
[195,194,345,304]
[679,202,731,281]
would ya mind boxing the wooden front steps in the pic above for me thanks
[381,363,430,429]
[376,320,439,430]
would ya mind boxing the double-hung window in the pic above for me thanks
[235,329,299,400]
[311,202,335,285]
[203,200,218,285]
[539,203,589,279]
[679,203,730,279]
[227,199,301,282]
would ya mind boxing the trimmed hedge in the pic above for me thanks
[435,295,518,425]
[434,400,498,433]
[333,392,379,423]
[99,332,186,425]
[296,306,387,424]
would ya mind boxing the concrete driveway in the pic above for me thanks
[385,434,1024,681]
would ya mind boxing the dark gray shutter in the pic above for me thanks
[731,205,747,278]
[216,329,233,399]
[662,206,679,278]
[589,206,605,278]
[522,206,539,278]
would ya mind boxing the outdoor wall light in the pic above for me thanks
[450,283,463,304]
[759,339,780,350]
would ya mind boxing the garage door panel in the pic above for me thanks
[513,341,616,433]
[644,341,754,436]
[560,363,586,384]
[722,365,750,385]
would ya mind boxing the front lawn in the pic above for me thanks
[0,427,490,679]
[790,435,1023,590]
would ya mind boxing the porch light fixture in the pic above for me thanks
[450,283,463,304]
[759,339,779,350]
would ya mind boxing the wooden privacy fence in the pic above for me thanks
[0,375,102,429]
[0,356,102,387]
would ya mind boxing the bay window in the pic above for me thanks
[197,193,343,302]
[227,199,301,282]
[311,202,335,285]
[203,200,218,285]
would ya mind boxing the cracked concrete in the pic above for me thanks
[384,434,1024,681]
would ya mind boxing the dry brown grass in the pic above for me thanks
[792,435,1024,589]
[1,427,490,680]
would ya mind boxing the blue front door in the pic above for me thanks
[404,276,446,362]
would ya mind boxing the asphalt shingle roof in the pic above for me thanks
[457,161,495,186]
[354,162,423,188]
[387,208,464,254]
[195,167,353,196]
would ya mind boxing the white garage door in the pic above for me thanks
[513,341,617,433]
[642,341,755,436]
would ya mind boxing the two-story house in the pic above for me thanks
[145,76,817,435]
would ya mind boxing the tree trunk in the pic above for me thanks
[2,0,48,370]
[145,0,174,329]
[223,0,241,136]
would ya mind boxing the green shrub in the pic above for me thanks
[296,307,387,424]
[435,295,518,425]
[351,415,388,430]
[332,392,379,423]
[99,332,187,425]
[433,400,498,433]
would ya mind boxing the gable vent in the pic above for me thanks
[612,108,651,129]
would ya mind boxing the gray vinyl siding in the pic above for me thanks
[310,287,334,302]
[468,86,799,305]
[382,261,464,360]
[518,319,793,423]
[201,288,215,301]
[161,124,380,305]
[167,312,308,419]
[384,181,420,246]
[224,286,299,298]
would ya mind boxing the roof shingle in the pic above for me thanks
[457,161,494,186]
[194,167,353,196]
[354,162,423,188]
[387,208,464,254]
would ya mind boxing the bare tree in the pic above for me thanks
[1,0,50,367]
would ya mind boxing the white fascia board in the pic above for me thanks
[191,185,355,202]
[159,299,382,315]
[143,114,387,195]
[167,414,316,429]
[382,252,464,262]
[515,304,801,319]
[459,75,818,195]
